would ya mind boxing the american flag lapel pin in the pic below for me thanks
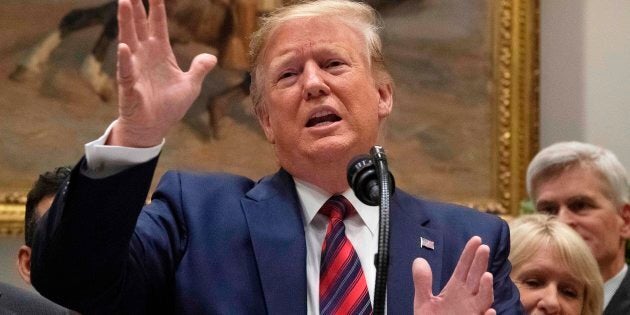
[419,237,435,250]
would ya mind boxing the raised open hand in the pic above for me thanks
[109,0,217,147]
[413,236,496,315]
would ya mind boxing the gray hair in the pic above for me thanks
[526,141,630,205]
[248,0,391,119]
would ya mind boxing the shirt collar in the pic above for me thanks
[294,178,378,235]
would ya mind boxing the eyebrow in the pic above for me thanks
[536,194,598,209]
[535,200,556,209]
[268,45,353,73]
[566,195,597,204]
[517,267,582,285]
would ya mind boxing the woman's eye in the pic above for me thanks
[560,285,581,299]
[523,278,542,288]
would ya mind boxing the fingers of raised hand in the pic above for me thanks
[117,43,134,85]
[187,54,218,84]
[148,0,169,41]
[118,0,139,52]
[131,0,148,40]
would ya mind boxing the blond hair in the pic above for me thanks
[248,0,391,119]
[509,214,603,315]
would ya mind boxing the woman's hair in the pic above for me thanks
[248,0,392,119]
[509,214,603,315]
[527,141,629,206]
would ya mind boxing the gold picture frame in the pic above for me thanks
[0,0,539,235]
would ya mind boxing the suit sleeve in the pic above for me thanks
[490,219,524,314]
[30,156,183,314]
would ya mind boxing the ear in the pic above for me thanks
[17,245,32,285]
[376,81,393,119]
[256,103,276,144]
[619,203,630,239]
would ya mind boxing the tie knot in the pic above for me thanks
[320,195,355,221]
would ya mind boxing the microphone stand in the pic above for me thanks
[371,146,391,315]
[346,146,394,314]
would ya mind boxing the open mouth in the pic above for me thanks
[306,111,341,127]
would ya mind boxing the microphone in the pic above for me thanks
[347,153,395,206]
[346,146,395,315]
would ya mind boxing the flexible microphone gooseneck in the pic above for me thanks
[347,146,395,315]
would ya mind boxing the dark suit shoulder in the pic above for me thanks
[152,170,257,203]
[0,282,70,315]
[394,190,505,229]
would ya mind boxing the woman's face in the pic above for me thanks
[512,245,586,315]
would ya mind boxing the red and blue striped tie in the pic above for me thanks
[319,195,373,315]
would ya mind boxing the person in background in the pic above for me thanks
[509,214,603,315]
[0,166,72,315]
[527,141,630,314]
[17,166,71,285]
[30,0,522,313]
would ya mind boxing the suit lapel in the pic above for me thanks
[241,169,307,314]
[387,193,444,314]
[604,268,630,315]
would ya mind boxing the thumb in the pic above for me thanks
[187,53,218,84]
[413,258,434,309]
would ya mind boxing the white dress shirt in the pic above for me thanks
[84,120,381,315]
[295,179,379,314]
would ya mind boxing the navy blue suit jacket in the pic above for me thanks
[32,157,522,314]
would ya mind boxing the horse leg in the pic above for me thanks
[9,1,116,83]
[221,0,258,71]
[81,6,118,102]
[207,74,251,139]
[9,29,64,81]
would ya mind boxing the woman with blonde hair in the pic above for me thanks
[510,214,603,315]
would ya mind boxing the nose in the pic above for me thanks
[302,61,330,100]
[537,285,561,314]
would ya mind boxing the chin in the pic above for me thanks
[305,136,358,161]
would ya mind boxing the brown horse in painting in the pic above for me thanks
[10,0,410,139]
[10,0,259,139]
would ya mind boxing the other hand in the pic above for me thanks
[413,236,496,315]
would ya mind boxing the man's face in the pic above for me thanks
[533,166,630,278]
[257,17,392,185]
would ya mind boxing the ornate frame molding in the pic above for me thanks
[0,194,26,235]
[492,0,540,216]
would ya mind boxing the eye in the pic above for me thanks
[559,285,580,299]
[522,278,543,288]
[325,60,345,68]
[278,71,296,80]
[568,200,592,212]
[537,203,558,215]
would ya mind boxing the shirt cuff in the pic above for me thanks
[84,120,164,178]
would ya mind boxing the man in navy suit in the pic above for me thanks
[527,142,630,314]
[31,0,522,313]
